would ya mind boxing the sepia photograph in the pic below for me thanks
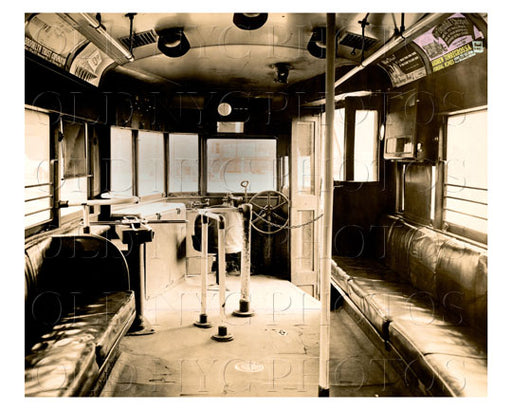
[15,1,504,406]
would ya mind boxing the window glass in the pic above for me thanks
[25,108,51,227]
[207,139,276,193]
[168,134,199,193]
[332,108,345,180]
[137,131,164,196]
[445,110,487,235]
[59,176,88,217]
[296,122,315,194]
[354,110,378,182]
[62,120,87,178]
[110,127,133,197]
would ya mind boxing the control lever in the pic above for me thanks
[241,180,249,203]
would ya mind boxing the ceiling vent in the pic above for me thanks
[338,32,378,50]
[119,29,157,49]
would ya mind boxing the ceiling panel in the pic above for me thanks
[30,12,428,91]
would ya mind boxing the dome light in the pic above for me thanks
[157,28,190,58]
[233,13,268,30]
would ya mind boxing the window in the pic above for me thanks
[110,127,133,197]
[444,110,487,239]
[61,120,87,178]
[59,177,88,217]
[59,120,88,218]
[354,110,379,182]
[168,133,199,193]
[326,107,378,182]
[137,131,164,197]
[25,108,51,228]
[207,139,276,193]
[332,108,345,180]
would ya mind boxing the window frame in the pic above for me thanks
[58,117,90,224]
[204,135,278,195]
[24,105,54,235]
[110,126,135,198]
[327,107,346,181]
[109,128,203,201]
[136,129,166,200]
[167,133,200,195]
[335,97,383,184]
[440,107,488,244]
[353,109,380,183]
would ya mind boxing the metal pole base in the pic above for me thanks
[194,313,212,328]
[211,325,233,342]
[232,299,255,317]
[318,386,330,397]
[127,315,155,336]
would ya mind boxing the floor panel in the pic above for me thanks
[101,274,414,397]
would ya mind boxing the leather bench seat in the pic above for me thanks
[332,255,414,339]
[387,295,486,397]
[42,292,135,363]
[25,291,135,396]
[330,215,487,396]
[349,280,419,340]
[330,259,351,294]
[421,354,487,397]
[25,339,98,397]
[25,234,136,397]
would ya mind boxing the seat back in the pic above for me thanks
[436,239,487,332]
[379,214,487,331]
[408,227,446,297]
[25,233,130,352]
[41,234,131,292]
[384,219,417,282]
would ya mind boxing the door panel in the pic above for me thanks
[290,117,322,297]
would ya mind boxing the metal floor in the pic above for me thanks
[100,274,413,397]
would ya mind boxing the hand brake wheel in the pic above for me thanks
[248,190,289,234]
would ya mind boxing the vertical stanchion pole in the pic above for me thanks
[195,214,212,328]
[82,204,90,234]
[318,12,335,397]
[212,216,233,341]
[233,204,254,317]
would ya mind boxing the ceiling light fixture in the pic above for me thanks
[233,13,268,30]
[157,28,190,58]
[307,27,327,59]
[273,63,290,84]
[217,102,232,117]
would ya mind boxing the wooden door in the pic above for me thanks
[290,116,322,297]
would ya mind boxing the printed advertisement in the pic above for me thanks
[413,13,485,73]
[379,46,427,88]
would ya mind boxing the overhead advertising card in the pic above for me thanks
[413,13,485,73]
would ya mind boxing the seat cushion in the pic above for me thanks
[348,278,421,339]
[26,291,135,396]
[423,353,487,397]
[388,308,487,360]
[331,259,351,294]
[25,339,98,397]
[333,256,412,339]
[388,306,486,397]
[53,291,136,363]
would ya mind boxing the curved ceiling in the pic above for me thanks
[27,12,432,91]
[96,12,427,90]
